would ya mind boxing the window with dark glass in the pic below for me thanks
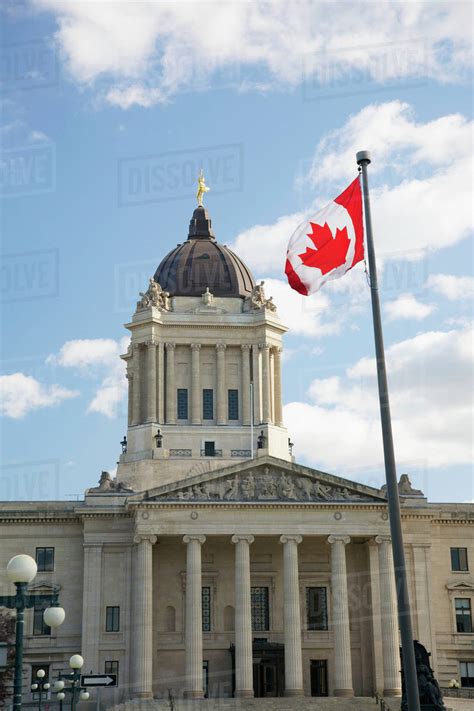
[251,586,269,631]
[202,587,211,632]
[106,606,120,632]
[460,661,474,687]
[455,598,472,633]
[36,547,54,572]
[203,389,213,420]
[105,660,119,684]
[202,661,209,698]
[177,389,188,419]
[204,441,215,457]
[228,389,239,420]
[306,587,328,631]
[33,602,50,636]
[451,548,469,572]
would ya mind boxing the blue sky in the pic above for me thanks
[0,1,472,503]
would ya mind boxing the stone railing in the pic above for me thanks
[200,449,223,457]
[442,687,474,698]
[169,449,192,457]
[231,449,252,457]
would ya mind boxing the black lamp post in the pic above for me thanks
[1,555,65,711]
[31,669,50,711]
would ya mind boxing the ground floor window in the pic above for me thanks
[460,661,474,687]
[203,661,209,698]
[306,587,328,630]
[251,586,269,631]
[310,660,328,697]
[105,660,119,685]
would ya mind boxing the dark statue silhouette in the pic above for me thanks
[401,641,445,710]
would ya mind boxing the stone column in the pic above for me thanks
[81,543,102,676]
[183,534,206,698]
[126,361,133,426]
[252,344,261,424]
[216,343,227,425]
[146,340,157,422]
[157,342,164,424]
[273,347,284,427]
[165,342,176,425]
[132,534,157,698]
[280,535,304,695]
[232,534,255,697]
[131,345,141,425]
[328,535,354,697]
[191,344,201,425]
[241,345,252,426]
[375,536,401,696]
[260,343,271,424]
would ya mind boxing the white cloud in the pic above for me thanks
[284,326,473,472]
[32,1,472,107]
[48,337,128,418]
[0,373,78,418]
[426,273,474,301]
[230,102,473,275]
[385,293,435,321]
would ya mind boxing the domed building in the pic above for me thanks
[0,197,473,709]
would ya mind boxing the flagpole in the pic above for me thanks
[356,151,420,711]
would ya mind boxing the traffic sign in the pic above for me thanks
[80,674,117,687]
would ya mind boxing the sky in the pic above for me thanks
[0,1,472,504]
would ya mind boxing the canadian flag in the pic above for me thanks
[285,176,364,295]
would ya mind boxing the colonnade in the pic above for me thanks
[127,341,283,428]
[130,534,401,699]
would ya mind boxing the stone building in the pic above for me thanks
[0,204,473,705]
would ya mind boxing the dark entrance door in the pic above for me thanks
[229,640,285,697]
[310,659,328,696]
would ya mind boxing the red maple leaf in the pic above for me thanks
[299,221,350,275]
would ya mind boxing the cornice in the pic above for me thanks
[131,501,388,512]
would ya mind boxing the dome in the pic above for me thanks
[154,206,255,298]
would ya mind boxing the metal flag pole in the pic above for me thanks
[356,150,420,711]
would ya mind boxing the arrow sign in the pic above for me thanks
[80,674,117,687]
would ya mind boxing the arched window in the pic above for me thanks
[224,605,235,632]
[165,605,176,632]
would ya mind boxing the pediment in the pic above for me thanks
[446,580,474,591]
[135,456,386,504]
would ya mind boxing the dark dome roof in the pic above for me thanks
[154,206,255,298]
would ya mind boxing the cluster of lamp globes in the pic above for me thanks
[6,555,89,702]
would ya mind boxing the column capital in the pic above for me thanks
[133,534,157,545]
[328,534,351,546]
[272,345,282,354]
[232,534,255,545]
[183,534,206,545]
[146,338,157,347]
[280,534,302,545]
[375,535,392,545]
[259,342,271,351]
[241,344,252,352]
[191,343,202,351]
[216,342,227,352]
[165,342,175,351]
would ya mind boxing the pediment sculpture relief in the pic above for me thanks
[158,467,371,503]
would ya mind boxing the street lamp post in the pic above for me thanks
[53,681,65,711]
[31,669,50,711]
[1,555,65,711]
[69,655,84,711]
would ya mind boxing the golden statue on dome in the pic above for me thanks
[196,169,210,207]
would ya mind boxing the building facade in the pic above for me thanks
[0,204,473,705]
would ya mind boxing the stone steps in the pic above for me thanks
[108,698,399,711]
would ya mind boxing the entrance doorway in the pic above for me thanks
[229,640,285,697]
[310,659,328,696]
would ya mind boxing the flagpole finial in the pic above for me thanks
[356,150,371,165]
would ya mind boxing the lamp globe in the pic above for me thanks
[36,669,46,679]
[44,606,66,628]
[6,554,37,584]
[79,691,90,701]
[53,681,65,692]
[69,654,84,670]
[31,684,38,691]
[57,692,66,701]
[43,683,50,690]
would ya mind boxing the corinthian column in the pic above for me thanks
[157,342,164,424]
[131,345,141,425]
[260,343,271,424]
[191,344,201,424]
[232,534,255,697]
[241,345,251,425]
[375,536,402,696]
[132,534,157,698]
[328,535,353,697]
[252,344,261,424]
[216,343,226,425]
[273,347,283,427]
[146,340,157,422]
[126,361,133,426]
[183,534,206,698]
[280,535,304,696]
[165,342,176,425]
